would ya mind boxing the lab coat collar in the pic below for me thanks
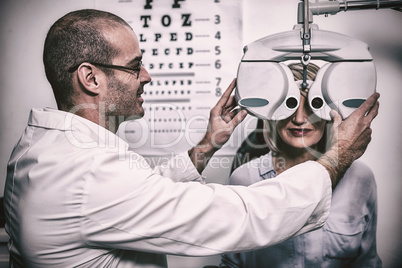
[28,108,129,151]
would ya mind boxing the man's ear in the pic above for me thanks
[76,63,102,95]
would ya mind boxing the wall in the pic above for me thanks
[1,0,401,267]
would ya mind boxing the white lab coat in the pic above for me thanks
[4,108,331,267]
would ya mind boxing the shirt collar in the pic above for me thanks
[258,151,277,179]
[28,108,129,151]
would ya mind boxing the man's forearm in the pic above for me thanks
[188,137,218,173]
[317,142,354,189]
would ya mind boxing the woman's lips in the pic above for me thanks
[289,128,312,137]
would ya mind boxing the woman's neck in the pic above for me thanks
[273,144,318,175]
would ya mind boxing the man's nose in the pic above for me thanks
[139,66,151,84]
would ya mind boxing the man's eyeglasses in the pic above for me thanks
[68,61,142,78]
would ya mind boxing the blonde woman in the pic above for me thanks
[221,63,381,267]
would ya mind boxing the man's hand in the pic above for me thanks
[318,92,380,188]
[189,79,248,173]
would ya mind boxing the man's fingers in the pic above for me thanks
[229,109,248,128]
[353,92,380,117]
[215,78,237,108]
[330,109,342,126]
[223,95,237,111]
[364,99,380,122]
[224,106,244,121]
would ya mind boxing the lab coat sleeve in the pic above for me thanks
[151,151,205,183]
[81,150,331,256]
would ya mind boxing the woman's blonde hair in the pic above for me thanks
[262,62,327,155]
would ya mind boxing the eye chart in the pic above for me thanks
[96,0,249,156]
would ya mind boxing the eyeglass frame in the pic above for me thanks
[68,61,143,78]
